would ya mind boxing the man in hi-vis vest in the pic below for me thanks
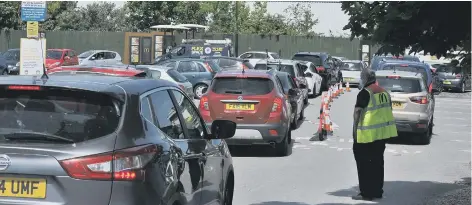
[352,69,398,201]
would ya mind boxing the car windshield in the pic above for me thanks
[78,51,94,58]
[254,64,296,76]
[377,77,424,93]
[0,87,122,143]
[3,50,20,61]
[167,69,188,82]
[212,77,274,95]
[292,55,322,66]
[342,62,362,71]
[47,50,63,60]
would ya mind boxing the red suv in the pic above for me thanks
[199,69,293,156]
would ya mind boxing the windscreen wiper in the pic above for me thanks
[3,131,75,143]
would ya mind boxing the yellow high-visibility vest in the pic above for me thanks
[356,88,398,143]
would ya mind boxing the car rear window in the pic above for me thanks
[377,77,424,93]
[212,77,274,95]
[437,65,461,74]
[292,55,322,66]
[342,62,362,71]
[167,69,187,82]
[0,87,122,143]
[380,65,429,84]
[254,64,296,76]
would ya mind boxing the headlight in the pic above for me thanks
[15,62,19,66]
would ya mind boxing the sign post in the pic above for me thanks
[20,1,47,76]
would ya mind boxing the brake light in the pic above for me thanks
[204,63,213,72]
[59,144,159,181]
[400,64,408,67]
[410,96,428,104]
[387,75,400,79]
[316,66,325,72]
[456,74,462,78]
[199,96,209,110]
[293,77,297,82]
[178,84,185,90]
[270,97,283,115]
[7,85,41,91]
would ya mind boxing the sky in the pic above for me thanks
[76,1,350,36]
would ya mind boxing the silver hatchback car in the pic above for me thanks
[376,70,436,144]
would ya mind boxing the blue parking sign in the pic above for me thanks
[21,1,47,22]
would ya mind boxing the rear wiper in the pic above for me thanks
[3,132,75,143]
[225,90,243,94]
[389,89,404,93]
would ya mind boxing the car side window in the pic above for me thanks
[105,52,116,59]
[196,62,207,72]
[178,61,198,73]
[140,96,154,123]
[240,53,253,59]
[310,64,318,73]
[288,75,297,88]
[92,52,105,60]
[296,64,304,76]
[275,77,285,94]
[171,90,205,139]
[254,53,267,59]
[150,90,185,139]
[162,62,176,68]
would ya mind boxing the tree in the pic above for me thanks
[284,3,319,36]
[206,1,236,33]
[41,1,78,31]
[341,1,471,58]
[173,2,210,25]
[0,1,21,30]
[125,1,179,32]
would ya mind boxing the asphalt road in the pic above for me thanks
[212,89,471,205]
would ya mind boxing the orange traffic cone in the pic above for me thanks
[339,83,344,94]
[310,92,328,141]
[346,82,351,92]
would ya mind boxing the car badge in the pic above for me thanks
[0,154,12,171]
[237,96,243,101]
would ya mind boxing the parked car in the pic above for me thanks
[300,61,323,97]
[199,69,293,156]
[238,51,280,67]
[0,53,6,75]
[78,50,122,66]
[46,49,79,69]
[332,56,349,61]
[291,52,336,91]
[340,60,365,87]
[136,65,195,98]
[435,64,472,93]
[47,65,146,77]
[155,58,222,99]
[2,48,20,75]
[253,59,309,104]
[376,70,436,144]
[371,54,421,70]
[203,56,254,70]
[0,75,237,205]
[276,71,306,129]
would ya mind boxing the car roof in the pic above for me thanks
[166,58,206,62]
[293,52,329,56]
[376,70,424,79]
[47,49,72,51]
[256,59,296,65]
[343,60,363,63]
[83,50,117,53]
[243,51,277,54]
[203,56,242,61]
[142,65,173,71]
[215,69,273,78]
[380,60,426,67]
[7,48,20,51]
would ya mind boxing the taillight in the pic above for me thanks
[387,75,400,79]
[59,144,159,181]
[204,63,213,72]
[456,74,462,78]
[199,96,209,110]
[410,96,428,104]
[178,84,185,90]
[316,66,325,72]
[7,85,41,91]
[292,77,297,82]
[270,97,283,114]
[428,83,433,93]
[400,64,408,67]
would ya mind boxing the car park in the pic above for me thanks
[155,58,222,99]
[0,74,237,205]
[78,50,122,66]
[254,59,309,104]
[340,60,365,87]
[203,56,254,70]
[376,70,436,144]
[276,71,306,129]
[371,54,421,70]
[291,52,336,91]
[46,49,79,69]
[435,64,472,93]
[2,48,20,75]
[300,61,323,97]
[199,69,293,156]
[136,65,195,98]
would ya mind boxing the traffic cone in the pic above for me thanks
[346,82,351,92]
[310,92,328,141]
[331,85,336,100]
[339,83,344,94]
[325,111,334,136]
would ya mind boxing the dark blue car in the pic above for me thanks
[378,60,434,92]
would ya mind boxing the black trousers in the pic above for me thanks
[353,139,386,197]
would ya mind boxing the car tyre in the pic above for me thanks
[1,69,7,75]
[194,84,208,99]
[461,82,466,93]
[298,105,305,120]
[222,173,234,205]
[417,121,432,145]
[290,114,298,130]
[303,96,308,105]
[275,129,290,156]
[310,84,316,98]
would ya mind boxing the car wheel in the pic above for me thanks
[222,173,234,205]
[290,114,298,130]
[298,106,305,120]
[310,84,316,98]
[1,69,8,75]
[303,96,308,105]
[417,122,432,145]
[461,82,466,93]
[275,129,290,156]
[194,84,208,99]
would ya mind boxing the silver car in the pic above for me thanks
[341,60,367,86]
[376,70,436,144]
[78,50,122,66]
[137,65,195,98]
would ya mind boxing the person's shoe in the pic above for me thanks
[351,194,373,201]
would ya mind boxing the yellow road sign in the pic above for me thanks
[27,21,39,38]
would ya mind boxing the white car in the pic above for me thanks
[136,65,195,99]
[238,51,280,67]
[301,61,323,97]
[78,50,122,66]
[341,60,366,87]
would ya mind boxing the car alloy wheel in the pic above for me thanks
[461,82,465,93]
[194,84,208,99]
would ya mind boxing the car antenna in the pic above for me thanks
[38,35,48,83]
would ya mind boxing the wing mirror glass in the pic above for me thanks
[208,120,236,139]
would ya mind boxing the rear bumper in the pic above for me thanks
[206,122,289,145]
[395,119,430,133]
[343,78,360,85]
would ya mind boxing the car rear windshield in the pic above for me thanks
[377,78,424,93]
[204,60,221,72]
[0,87,122,143]
[342,62,362,71]
[167,69,187,82]
[254,64,296,76]
[437,65,461,74]
[47,50,63,60]
[292,55,322,66]
[212,77,274,95]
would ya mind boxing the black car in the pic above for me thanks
[292,52,338,91]
[276,71,306,130]
[0,75,237,205]
[436,64,472,92]
[2,48,20,75]
[203,56,254,70]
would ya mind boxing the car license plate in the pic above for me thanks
[0,177,46,198]
[225,103,254,111]
[443,80,451,85]
[392,102,403,109]
[344,77,353,81]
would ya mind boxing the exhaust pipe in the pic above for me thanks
[269,142,276,148]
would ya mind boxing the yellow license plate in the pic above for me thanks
[392,102,403,109]
[0,177,46,198]
[344,78,353,81]
[225,103,254,111]
[443,80,451,85]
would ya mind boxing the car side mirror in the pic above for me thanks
[288,88,297,96]
[208,120,236,139]
[90,56,96,60]
[305,72,313,77]
[299,84,307,89]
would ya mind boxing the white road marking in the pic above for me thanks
[460,150,471,153]
[329,146,338,149]
[295,137,312,140]
[339,139,345,142]
[292,144,308,149]
[414,151,422,154]
[311,141,329,146]
[301,147,311,150]
[337,148,343,151]
[402,150,409,154]
[348,139,354,142]
[386,149,398,154]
